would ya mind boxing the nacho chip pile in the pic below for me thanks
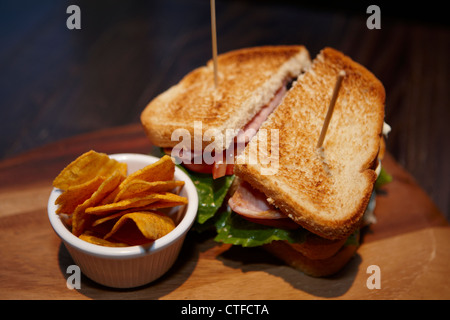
[53,151,188,247]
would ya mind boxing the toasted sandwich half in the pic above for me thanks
[224,47,387,276]
[140,45,389,277]
[141,45,311,179]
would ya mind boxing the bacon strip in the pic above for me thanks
[228,181,301,229]
[172,82,289,178]
[235,84,287,145]
[213,84,288,179]
[228,182,286,219]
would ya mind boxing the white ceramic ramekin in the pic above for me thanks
[48,153,198,288]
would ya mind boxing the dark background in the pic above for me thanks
[0,0,449,220]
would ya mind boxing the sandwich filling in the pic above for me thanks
[228,181,300,229]
[228,175,380,231]
[169,80,290,179]
[223,164,389,259]
[225,128,391,253]
[228,127,389,228]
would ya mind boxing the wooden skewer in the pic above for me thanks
[210,0,218,88]
[316,70,346,149]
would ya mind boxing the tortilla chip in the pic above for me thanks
[104,211,175,243]
[79,233,128,247]
[53,150,127,190]
[118,155,175,190]
[71,170,125,236]
[99,185,121,205]
[138,201,187,210]
[85,195,160,216]
[55,176,106,214]
[52,151,188,247]
[114,179,185,202]
[91,211,125,227]
[86,192,187,215]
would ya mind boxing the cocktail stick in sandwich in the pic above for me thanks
[227,47,386,276]
[141,46,311,179]
[140,45,389,277]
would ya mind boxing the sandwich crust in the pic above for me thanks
[235,47,385,240]
[141,45,311,151]
[263,236,359,277]
[288,233,348,260]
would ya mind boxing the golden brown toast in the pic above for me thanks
[288,233,348,260]
[235,47,386,240]
[140,46,311,151]
[263,236,359,277]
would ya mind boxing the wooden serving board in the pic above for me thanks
[1,123,449,300]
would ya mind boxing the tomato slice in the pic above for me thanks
[212,162,227,179]
[164,148,235,178]
[183,162,214,174]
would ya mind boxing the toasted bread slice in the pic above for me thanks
[288,233,348,260]
[141,46,311,151]
[263,236,359,277]
[235,47,385,240]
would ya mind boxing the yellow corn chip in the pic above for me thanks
[114,179,185,202]
[71,170,125,236]
[79,233,128,247]
[99,185,121,205]
[52,151,188,247]
[118,155,175,190]
[91,211,125,227]
[53,150,127,190]
[55,175,106,214]
[86,192,187,215]
[85,196,159,216]
[138,201,187,210]
[104,211,175,243]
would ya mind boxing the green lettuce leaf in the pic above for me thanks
[375,167,392,189]
[176,165,235,227]
[153,148,235,231]
[344,229,360,246]
[214,207,308,247]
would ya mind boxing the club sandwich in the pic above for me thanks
[141,45,311,179]
[140,46,389,276]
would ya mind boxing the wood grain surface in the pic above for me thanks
[0,124,449,300]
